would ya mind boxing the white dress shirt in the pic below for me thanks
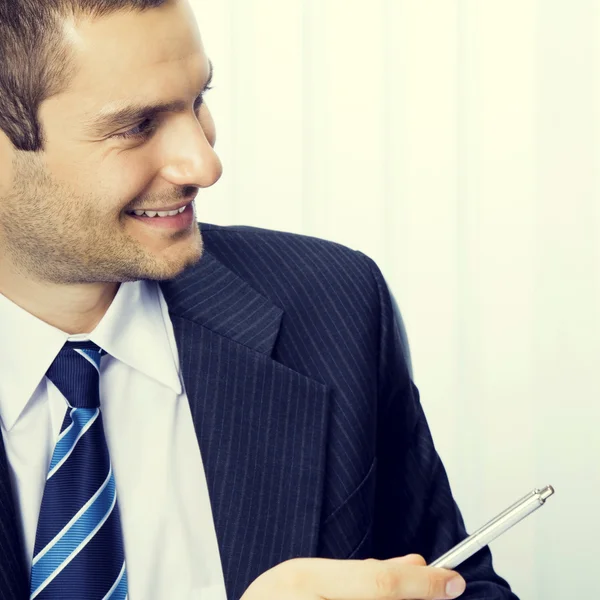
[0,280,228,600]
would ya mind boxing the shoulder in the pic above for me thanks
[200,221,364,265]
[199,222,385,297]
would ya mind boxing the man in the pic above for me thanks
[0,0,518,598]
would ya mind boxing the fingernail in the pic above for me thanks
[446,576,466,598]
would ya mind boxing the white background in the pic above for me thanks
[190,1,600,597]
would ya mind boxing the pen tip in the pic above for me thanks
[540,485,555,501]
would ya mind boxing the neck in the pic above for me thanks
[0,264,120,335]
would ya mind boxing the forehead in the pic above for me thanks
[58,0,207,115]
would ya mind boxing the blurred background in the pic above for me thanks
[190,0,599,597]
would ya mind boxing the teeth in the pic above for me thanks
[131,205,187,218]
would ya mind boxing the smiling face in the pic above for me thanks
[0,0,222,286]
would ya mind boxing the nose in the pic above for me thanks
[160,117,223,189]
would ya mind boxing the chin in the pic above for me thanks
[143,244,204,281]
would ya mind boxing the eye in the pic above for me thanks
[114,118,157,140]
[194,89,211,111]
[113,89,213,141]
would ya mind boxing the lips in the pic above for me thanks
[126,201,195,230]
[128,206,187,217]
[126,199,193,214]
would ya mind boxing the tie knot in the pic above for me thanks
[46,341,105,409]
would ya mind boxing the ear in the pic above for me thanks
[0,128,15,190]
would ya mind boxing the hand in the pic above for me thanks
[240,554,466,600]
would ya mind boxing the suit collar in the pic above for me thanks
[159,249,284,357]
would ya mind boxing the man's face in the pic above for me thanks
[0,0,222,285]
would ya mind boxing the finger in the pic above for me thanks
[369,562,465,600]
[288,557,466,600]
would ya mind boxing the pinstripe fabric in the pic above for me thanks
[0,222,518,599]
[0,439,28,599]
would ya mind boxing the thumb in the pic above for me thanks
[387,554,427,567]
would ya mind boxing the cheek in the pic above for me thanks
[103,157,159,210]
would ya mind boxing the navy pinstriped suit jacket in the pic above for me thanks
[0,223,519,600]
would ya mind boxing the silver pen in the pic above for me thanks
[430,485,555,569]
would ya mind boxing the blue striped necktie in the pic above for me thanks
[30,341,128,599]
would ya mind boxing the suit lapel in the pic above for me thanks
[0,436,30,599]
[160,250,330,600]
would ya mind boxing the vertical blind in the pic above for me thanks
[192,1,600,597]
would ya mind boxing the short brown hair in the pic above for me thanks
[0,0,167,152]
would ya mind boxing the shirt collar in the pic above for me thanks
[0,280,182,432]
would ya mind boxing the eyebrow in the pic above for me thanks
[84,60,214,137]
